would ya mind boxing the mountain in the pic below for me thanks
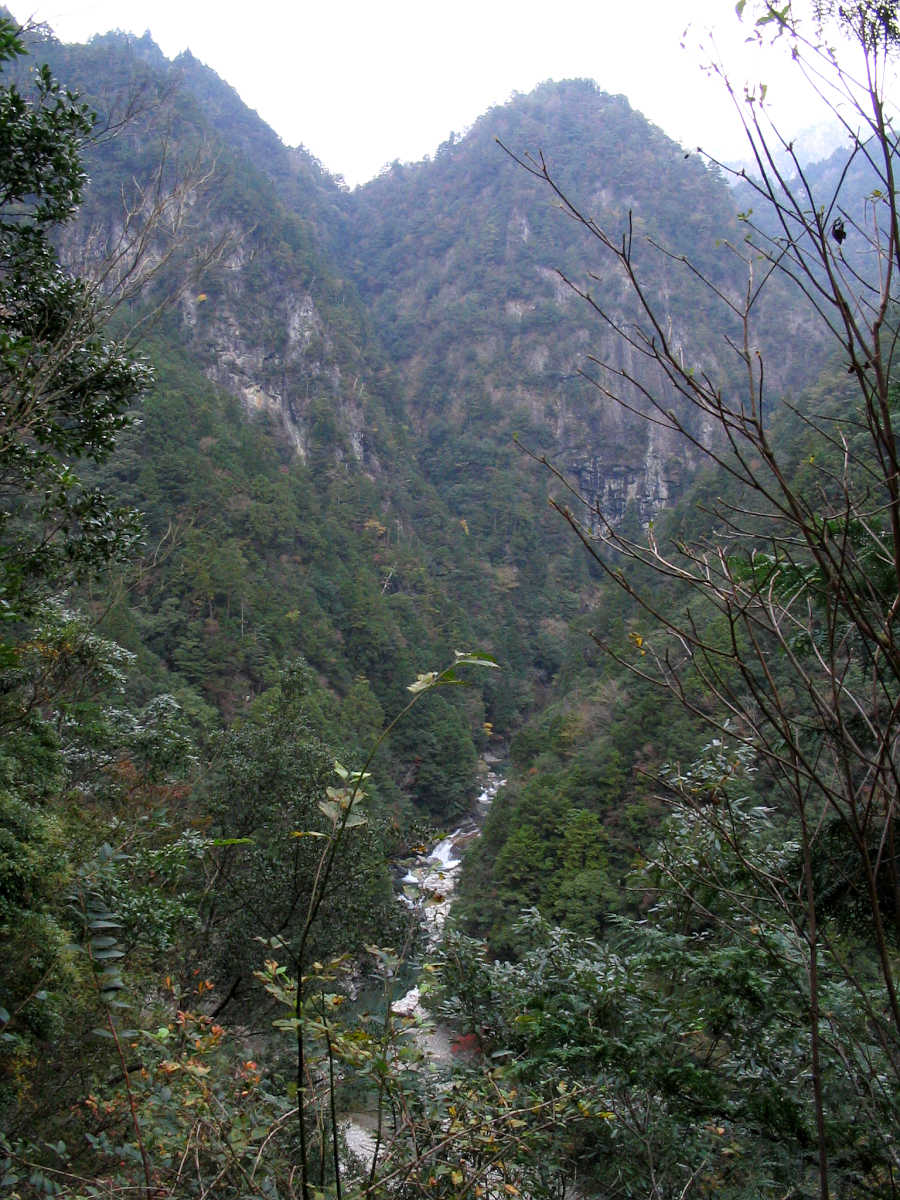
[347,78,827,520]
[7,17,896,1196]
[6,26,835,803]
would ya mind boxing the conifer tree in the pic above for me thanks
[0,17,149,641]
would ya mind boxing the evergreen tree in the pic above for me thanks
[0,18,148,641]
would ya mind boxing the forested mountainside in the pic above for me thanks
[9,24,513,820]
[2,8,899,1199]
[349,81,767,518]
[15,23,824,746]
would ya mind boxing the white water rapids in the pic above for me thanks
[342,769,504,1164]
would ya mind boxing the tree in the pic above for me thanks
[0,17,159,1142]
[202,660,398,1005]
[0,17,150,639]
[507,2,900,1196]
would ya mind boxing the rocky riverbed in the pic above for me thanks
[342,769,504,1165]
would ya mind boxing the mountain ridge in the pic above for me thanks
[4,21,836,757]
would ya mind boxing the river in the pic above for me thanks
[342,767,504,1164]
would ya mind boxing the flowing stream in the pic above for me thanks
[342,768,504,1163]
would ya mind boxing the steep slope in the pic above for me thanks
[35,35,597,734]
[11,31,833,815]
[346,79,822,526]
[9,26,495,817]
[36,29,379,464]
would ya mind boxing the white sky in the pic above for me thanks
[9,0,846,186]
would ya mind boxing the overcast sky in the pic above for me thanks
[9,0,845,186]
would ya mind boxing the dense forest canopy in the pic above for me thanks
[1,2,899,1197]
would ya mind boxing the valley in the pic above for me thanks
[1,5,899,1198]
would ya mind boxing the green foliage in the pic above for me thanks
[436,768,900,1198]
[2,997,296,1200]
[254,947,597,1200]
[202,662,398,995]
[457,664,708,951]
[5,10,899,1199]
[0,21,149,634]
[0,786,73,1083]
